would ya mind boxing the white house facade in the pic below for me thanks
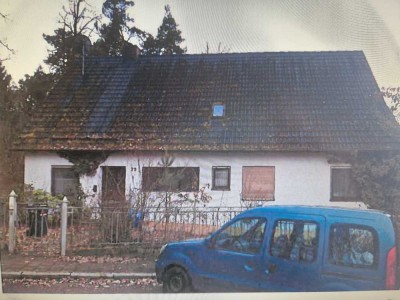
[25,151,365,208]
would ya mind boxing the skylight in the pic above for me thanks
[213,103,225,117]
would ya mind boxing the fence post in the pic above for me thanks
[8,190,17,254]
[60,196,68,256]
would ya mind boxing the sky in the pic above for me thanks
[1,0,400,87]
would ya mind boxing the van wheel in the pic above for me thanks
[163,266,192,293]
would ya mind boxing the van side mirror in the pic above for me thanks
[205,237,214,249]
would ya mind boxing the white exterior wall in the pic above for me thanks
[24,151,366,208]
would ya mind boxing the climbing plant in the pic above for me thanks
[57,151,110,176]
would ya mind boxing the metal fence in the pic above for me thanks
[14,203,61,255]
[2,189,246,257]
[67,206,245,254]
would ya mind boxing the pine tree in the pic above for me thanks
[0,61,12,115]
[142,5,186,55]
[0,62,24,195]
[93,0,145,56]
[18,66,56,115]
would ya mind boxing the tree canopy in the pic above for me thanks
[381,87,400,122]
[141,5,186,55]
[93,0,145,56]
[351,152,400,213]
[43,0,99,75]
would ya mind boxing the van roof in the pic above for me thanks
[243,205,391,220]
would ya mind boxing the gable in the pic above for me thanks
[15,51,400,152]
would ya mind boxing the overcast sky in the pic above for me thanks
[1,0,400,86]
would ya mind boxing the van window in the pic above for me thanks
[270,220,319,262]
[329,224,376,268]
[214,218,267,254]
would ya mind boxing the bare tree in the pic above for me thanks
[43,0,100,75]
[203,42,230,54]
[0,12,15,60]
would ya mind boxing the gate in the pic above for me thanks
[15,203,61,255]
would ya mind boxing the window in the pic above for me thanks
[331,167,358,201]
[142,167,199,192]
[212,167,230,191]
[242,166,275,201]
[51,167,79,199]
[212,103,225,117]
[102,166,126,203]
[329,224,376,268]
[270,220,319,262]
[213,218,267,254]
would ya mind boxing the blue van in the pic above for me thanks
[155,206,398,292]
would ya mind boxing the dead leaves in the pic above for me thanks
[56,255,140,264]
[16,228,60,256]
[3,277,160,289]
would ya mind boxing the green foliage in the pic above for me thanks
[0,61,12,114]
[93,0,145,56]
[381,87,400,122]
[351,152,400,213]
[141,5,186,55]
[43,0,99,75]
[57,151,110,176]
[22,184,63,208]
[17,66,56,115]
[0,62,24,196]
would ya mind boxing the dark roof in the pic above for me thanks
[15,51,400,152]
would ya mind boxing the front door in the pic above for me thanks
[101,166,126,206]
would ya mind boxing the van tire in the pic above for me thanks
[163,266,192,293]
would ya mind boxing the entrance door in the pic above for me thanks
[101,166,126,206]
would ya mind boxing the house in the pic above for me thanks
[14,50,400,208]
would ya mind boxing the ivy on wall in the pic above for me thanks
[57,151,110,176]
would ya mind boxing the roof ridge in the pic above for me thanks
[83,50,365,62]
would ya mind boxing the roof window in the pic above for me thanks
[212,103,225,117]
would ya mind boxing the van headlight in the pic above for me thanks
[159,244,168,255]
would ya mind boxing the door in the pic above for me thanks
[101,166,126,206]
[199,217,268,292]
[260,216,325,291]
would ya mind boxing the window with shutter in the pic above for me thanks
[242,166,275,201]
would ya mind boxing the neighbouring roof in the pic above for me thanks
[15,51,400,152]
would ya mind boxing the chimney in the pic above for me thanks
[123,43,140,60]
[71,35,92,76]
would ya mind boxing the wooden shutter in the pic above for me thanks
[242,166,275,201]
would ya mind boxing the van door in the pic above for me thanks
[199,217,268,292]
[260,215,325,291]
